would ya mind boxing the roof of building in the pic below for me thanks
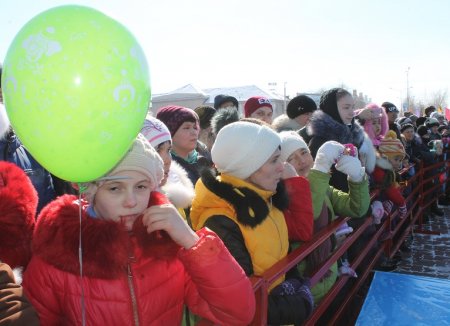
[152,84,208,102]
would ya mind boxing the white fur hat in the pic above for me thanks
[279,131,309,163]
[211,121,281,179]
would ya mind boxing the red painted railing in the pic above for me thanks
[198,153,449,325]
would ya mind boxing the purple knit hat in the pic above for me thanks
[156,106,199,136]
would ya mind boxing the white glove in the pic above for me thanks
[312,141,345,174]
[335,155,365,182]
[371,201,384,224]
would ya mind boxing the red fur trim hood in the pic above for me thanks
[32,192,181,279]
[0,161,37,269]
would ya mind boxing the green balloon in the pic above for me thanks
[2,5,150,182]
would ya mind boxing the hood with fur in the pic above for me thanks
[32,192,180,279]
[375,155,393,171]
[0,161,37,269]
[161,161,195,209]
[307,110,365,145]
[356,105,389,146]
[211,107,240,136]
[307,110,376,173]
[271,114,301,132]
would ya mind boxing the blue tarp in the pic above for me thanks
[356,272,450,325]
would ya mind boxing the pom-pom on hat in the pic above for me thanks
[279,131,309,163]
[378,130,406,159]
[211,121,281,179]
[286,95,317,119]
[244,96,273,117]
[156,106,199,136]
[211,107,240,136]
[83,134,164,202]
[141,116,171,148]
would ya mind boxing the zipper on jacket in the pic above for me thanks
[127,261,140,326]
[268,214,283,257]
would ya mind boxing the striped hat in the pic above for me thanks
[141,116,172,148]
[378,130,405,159]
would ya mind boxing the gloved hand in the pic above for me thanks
[338,259,357,278]
[281,162,298,180]
[398,204,407,219]
[371,200,384,224]
[335,155,366,182]
[382,200,393,217]
[312,141,345,174]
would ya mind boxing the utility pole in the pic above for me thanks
[406,67,410,114]
[283,82,287,114]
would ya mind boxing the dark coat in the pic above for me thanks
[172,141,212,186]
[0,131,55,212]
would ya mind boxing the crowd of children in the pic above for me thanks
[2,73,449,324]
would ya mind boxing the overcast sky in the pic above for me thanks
[2,0,450,109]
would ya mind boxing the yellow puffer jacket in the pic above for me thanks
[190,173,289,289]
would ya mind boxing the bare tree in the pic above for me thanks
[427,89,448,109]
[403,95,426,116]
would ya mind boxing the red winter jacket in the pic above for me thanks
[23,192,255,325]
[283,176,314,242]
[0,161,37,269]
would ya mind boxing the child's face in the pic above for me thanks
[431,126,439,133]
[388,155,404,171]
[286,148,314,177]
[372,118,382,136]
[94,170,152,230]
[402,128,415,141]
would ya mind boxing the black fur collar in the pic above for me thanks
[201,169,289,228]
[307,110,365,147]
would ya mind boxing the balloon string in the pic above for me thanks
[78,187,86,326]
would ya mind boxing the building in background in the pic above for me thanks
[151,84,284,117]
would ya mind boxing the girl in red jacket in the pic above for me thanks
[23,134,255,325]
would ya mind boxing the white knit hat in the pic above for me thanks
[83,134,164,202]
[211,121,281,179]
[279,131,309,163]
[140,116,172,148]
